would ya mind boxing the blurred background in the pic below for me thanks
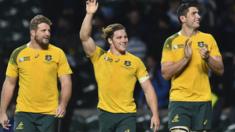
[0,0,235,131]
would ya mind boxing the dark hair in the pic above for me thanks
[177,0,200,23]
[30,15,52,31]
[102,23,126,41]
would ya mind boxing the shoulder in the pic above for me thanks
[11,44,28,57]
[12,44,28,53]
[48,44,62,50]
[163,33,179,49]
[48,44,65,54]
[161,33,179,51]
[165,33,179,43]
[10,44,28,64]
[90,46,106,57]
[197,31,214,38]
[126,52,143,63]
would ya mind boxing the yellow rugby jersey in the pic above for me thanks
[161,31,221,102]
[90,46,149,113]
[6,44,72,115]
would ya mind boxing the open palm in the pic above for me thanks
[86,0,98,14]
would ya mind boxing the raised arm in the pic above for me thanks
[79,0,99,56]
[161,39,192,80]
[0,76,17,130]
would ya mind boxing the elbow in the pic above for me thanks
[162,74,171,80]
[216,68,224,76]
[161,72,171,80]
[161,65,173,80]
[215,64,224,76]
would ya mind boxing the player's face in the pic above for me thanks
[33,23,51,47]
[109,29,128,54]
[184,7,201,29]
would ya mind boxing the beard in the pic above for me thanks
[34,35,50,49]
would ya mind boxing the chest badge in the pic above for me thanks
[198,41,208,48]
[45,55,52,61]
[124,61,131,66]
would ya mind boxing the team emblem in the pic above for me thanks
[124,61,131,66]
[198,41,208,48]
[45,55,52,61]
[198,41,205,47]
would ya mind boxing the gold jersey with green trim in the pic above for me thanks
[6,44,72,115]
[161,31,221,102]
[90,46,149,113]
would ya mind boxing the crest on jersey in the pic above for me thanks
[198,41,208,48]
[124,61,131,66]
[45,55,52,61]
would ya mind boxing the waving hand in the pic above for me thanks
[86,0,98,14]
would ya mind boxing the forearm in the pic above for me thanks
[80,13,94,41]
[59,76,72,108]
[161,57,189,80]
[145,89,159,116]
[207,56,224,75]
[141,80,159,116]
[0,79,16,113]
[60,86,72,108]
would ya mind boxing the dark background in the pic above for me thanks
[0,0,235,131]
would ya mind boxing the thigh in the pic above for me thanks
[35,114,56,132]
[192,102,212,131]
[116,114,136,132]
[99,110,115,132]
[168,102,191,130]
[14,112,38,132]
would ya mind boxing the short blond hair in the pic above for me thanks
[102,23,126,41]
[30,15,52,31]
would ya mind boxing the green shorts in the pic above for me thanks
[168,101,212,131]
[14,112,56,132]
[98,109,136,132]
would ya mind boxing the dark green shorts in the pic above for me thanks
[168,101,212,131]
[14,112,56,132]
[98,109,136,132]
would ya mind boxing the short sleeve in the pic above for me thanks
[6,51,19,77]
[161,38,174,63]
[136,58,149,83]
[58,49,72,77]
[208,34,221,57]
[89,46,105,64]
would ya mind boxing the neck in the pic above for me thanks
[110,47,125,56]
[29,40,48,50]
[180,25,198,37]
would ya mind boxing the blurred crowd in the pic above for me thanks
[0,0,235,131]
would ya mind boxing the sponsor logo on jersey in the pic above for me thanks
[104,56,113,62]
[19,56,30,62]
